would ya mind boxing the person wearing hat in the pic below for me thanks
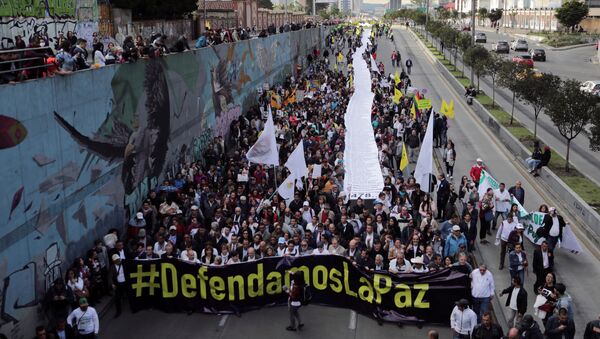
[450,298,477,338]
[469,158,486,188]
[540,207,566,252]
[410,256,429,273]
[276,237,288,256]
[444,225,468,258]
[67,297,99,338]
[108,254,127,318]
[301,201,315,225]
[127,211,146,240]
[167,225,182,248]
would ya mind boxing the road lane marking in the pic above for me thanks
[349,310,357,330]
[218,315,229,327]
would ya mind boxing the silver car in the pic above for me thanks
[494,40,510,53]
[580,80,600,95]
[511,39,529,51]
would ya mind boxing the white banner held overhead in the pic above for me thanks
[414,112,434,191]
[343,29,384,200]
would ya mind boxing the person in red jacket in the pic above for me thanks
[470,158,487,187]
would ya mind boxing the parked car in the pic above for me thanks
[475,33,487,43]
[580,80,600,95]
[494,40,510,53]
[529,48,546,61]
[511,39,529,51]
[512,55,534,67]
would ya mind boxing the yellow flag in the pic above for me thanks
[441,99,455,119]
[400,143,409,171]
[393,88,402,104]
[349,74,353,88]
[337,53,344,63]
[410,102,416,118]
[334,62,338,71]
[394,71,401,85]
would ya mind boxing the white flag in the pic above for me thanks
[277,174,296,201]
[478,169,500,199]
[559,225,583,254]
[414,112,434,191]
[285,140,307,190]
[246,109,279,166]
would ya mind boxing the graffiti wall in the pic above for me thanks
[0,27,325,338]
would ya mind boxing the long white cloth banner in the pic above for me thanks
[344,29,384,200]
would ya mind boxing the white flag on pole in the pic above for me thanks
[246,109,279,166]
[284,140,308,190]
[277,174,296,201]
[370,55,380,74]
[414,112,434,191]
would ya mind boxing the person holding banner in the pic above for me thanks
[540,207,567,252]
[469,158,486,188]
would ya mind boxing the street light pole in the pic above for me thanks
[203,0,207,33]
[470,0,476,85]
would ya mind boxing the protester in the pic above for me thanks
[285,271,305,331]
[545,308,576,339]
[471,312,503,339]
[500,276,528,327]
[66,298,99,338]
[450,299,477,339]
[470,264,495,322]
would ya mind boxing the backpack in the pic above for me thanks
[301,284,312,306]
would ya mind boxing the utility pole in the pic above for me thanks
[425,0,429,27]
[312,0,316,16]
[470,0,476,85]
[203,0,207,33]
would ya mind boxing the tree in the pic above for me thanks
[590,109,600,151]
[488,8,503,25]
[555,1,589,32]
[477,7,488,26]
[440,25,459,68]
[483,54,504,107]
[457,32,472,77]
[258,0,274,9]
[464,45,490,89]
[515,71,561,139]
[546,79,598,171]
[497,61,528,125]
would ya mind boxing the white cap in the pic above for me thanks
[452,225,461,231]
[549,207,556,212]
[515,223,525,230]
[476,158,483,163]
[136,212,144,219]
[112,254,120,261]
[191,205,199,210]
[176,209,183,214]
[303,201,310,206]
[169,225,177,231]
[410,256,424,264]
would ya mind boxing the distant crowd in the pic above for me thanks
[0,21,322,85]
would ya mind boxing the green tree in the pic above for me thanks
[457,32,472,77]
[483,53,504,107]
[440,25,459,68]
[555,1,589,32]
[488,8,503,24]
[546,79,598,171]
[464,45,490,89]
[497,61,528,125]
[477,7,488,26]
[515,71,561,139]
[258,0,274,9]
[590,109,600,151]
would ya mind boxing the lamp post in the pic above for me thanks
[203,0,207,33]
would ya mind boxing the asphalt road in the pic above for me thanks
[430,28,600,188]
[474,27,599,83]
[384,25,600,333]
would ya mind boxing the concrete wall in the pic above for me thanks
[113,15,195,46]
[0,26,326,338]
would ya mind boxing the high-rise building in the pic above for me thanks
[389,0,402,11]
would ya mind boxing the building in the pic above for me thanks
[389,0,402,11]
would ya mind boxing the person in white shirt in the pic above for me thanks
[67,297,99,337]
[180,247,200,263]
[450,299,477,338]
[410,256,429,273]
[493,183,511,230]
[495,214,517,270]
[301,201,315,225]
[470,264,495,323]
[312,242,330,255]
[284,240,299,257]
[389,251,412,274]
[226,251,241,265]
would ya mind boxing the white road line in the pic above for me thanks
[218,315,229,327]
[348,310,357,330]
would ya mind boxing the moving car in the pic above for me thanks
[512,55,534,67]
[529,48,546,61]
[580,80,600,95]
[475,33,487,43]
[511,39,529,51]
[494,40,510,53]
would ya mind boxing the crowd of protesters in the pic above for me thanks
[0,21,322,85]
[31,21,600,339]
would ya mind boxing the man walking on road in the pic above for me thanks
[500,276,527,327]
[540,207,566,252]
[493,183,510,231]
[472,312,504,339]
[496,214,517,270]
[469,158,486,187]
[532,240,554,292]
[405,58,413,75]
[470,264,495,322]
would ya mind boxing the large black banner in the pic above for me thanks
[124,255,470,324]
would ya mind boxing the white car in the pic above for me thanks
[511,39,529,51]
[580,80,600,95]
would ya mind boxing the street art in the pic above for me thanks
[0,27,324,336]
[0,0,76,18]
[0,17,76,49]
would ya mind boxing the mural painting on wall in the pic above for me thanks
[0,0,77,18]
[0,28,321,334]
